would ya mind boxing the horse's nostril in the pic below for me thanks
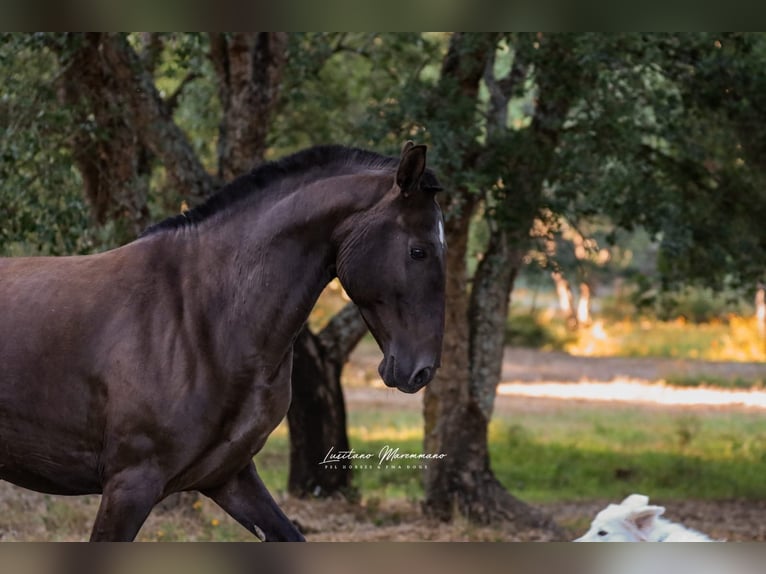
[413,367,432,387]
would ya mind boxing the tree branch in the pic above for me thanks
[97,33,219,201]
[138,32,164,73]
[483,41,527,136]
[317,302,368,367]
[165,71,202,114]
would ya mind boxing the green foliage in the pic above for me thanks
[654,287,749,323]
[605,277,752,323]
[154,33,221,172]
[5,31,766,288]
[496,33,766,292]
[273,33,445,155]
[504,312,574,350]
[0,33,95,255]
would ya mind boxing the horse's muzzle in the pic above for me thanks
[378,356,436,393]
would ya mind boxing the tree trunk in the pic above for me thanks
[468,229,519,419]
[552,271,578,330]
[56,34,152,242]
[288,327,352,498]
[55,33,219,212]
[421,35,549,526]
[209,33,288,179]
[287,303,368,498]
[423,200,560,531]
[95,34,219,201]
[423,32,555,529]
[422,199,476,514]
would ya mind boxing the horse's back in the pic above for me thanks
[0,247,153,494]
[0,252,131,368]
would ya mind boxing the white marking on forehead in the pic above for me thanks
[437,219,445,248]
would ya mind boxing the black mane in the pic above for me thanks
[140,145,400,237]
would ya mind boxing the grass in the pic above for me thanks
[253,400,766,506]
[488,406,766,502]
[665,374,765,390]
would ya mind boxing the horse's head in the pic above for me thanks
[336,142,446,394]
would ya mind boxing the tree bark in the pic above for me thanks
[468,229,520,419]
[422,198,476,511]
[209,33,288,179]
[96,34,219,202]
[56,33,152,241]
[287,303,368,498]
[55,33,219,217]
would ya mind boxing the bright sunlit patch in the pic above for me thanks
[566,316,766,362]
[350,426,422,442]
[498,378,766,409]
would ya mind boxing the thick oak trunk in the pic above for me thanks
[94,34,219,201]
[287,327,353,497]
[209,33,288,179]
[55,33,218,221]
[422,205,560,533]
[56,34,152,240]
[287,303,368,498]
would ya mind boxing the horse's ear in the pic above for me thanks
[396,141,427,197]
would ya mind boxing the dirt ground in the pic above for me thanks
[1,349,765,542]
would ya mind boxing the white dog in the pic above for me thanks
[575,494,714,542]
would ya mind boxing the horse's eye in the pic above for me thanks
[410,247,427,261]
[597,530,608,537]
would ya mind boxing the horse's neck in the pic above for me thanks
[183,176,380,372]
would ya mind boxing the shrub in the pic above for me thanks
[505,312,574,350]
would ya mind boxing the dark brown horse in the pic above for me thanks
[0,142,445,541]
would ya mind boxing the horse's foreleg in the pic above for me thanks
[202,461,305,541]
[90,468,163,542]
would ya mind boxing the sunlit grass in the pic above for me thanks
[488,405,766,501]
[254,401,766,505]
[567,316,766,362]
